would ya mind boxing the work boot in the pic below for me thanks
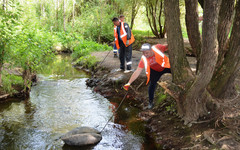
[114,53,118,58]
[148,102,154,109]
[116,68,124,72]
[124,70,132,73]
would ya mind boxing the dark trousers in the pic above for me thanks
[119,44,132,70]
[148,68,171,104]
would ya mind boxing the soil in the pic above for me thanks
[86,38,240,149]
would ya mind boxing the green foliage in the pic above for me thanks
[2,72,23,94]
[74,2,116,42]
[165,103,176,114]
[0,1,21,63]
[53,31,83,51]
[72,40,111,60]
[156,94,167,105]
[75,55,98,69]
[133,30,155,37]
[71,39,111,68]
[11,25,55,72]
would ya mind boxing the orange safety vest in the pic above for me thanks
[114,22,135,49]
[141,45,170,85]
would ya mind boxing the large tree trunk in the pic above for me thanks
[209,0,240,99]
[185,0,201,73]
[182,0,221,124]
[216,0,235,68]
[164,0,193,86]
[165,0,195,120]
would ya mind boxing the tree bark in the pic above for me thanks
[2,0,5,10]
[130,0,140,29]
[198,0,204,9]
[216,0,235,68]
[164,0,193,86]
[0,45,5,86]
[209,0,240,99]
[63,0,66,32]
[185,0,201,73]
[182,0,221,124]
[56,0,59,30]
[72,0,75,28]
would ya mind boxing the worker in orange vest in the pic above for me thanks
[112,17,135,73]
[123,43,171,109]
[113,15,125,58]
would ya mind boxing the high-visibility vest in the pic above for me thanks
[141,45,170,85]
[114,22,135,49]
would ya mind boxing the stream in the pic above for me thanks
[0,54,156,150]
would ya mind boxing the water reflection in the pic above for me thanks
[0,55,149,150]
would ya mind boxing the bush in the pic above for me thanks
[2,72,24,94]
[71,39,111,68]
[72,40,111,60]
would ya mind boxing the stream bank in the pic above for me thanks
[84,43,240,149]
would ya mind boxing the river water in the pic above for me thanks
[0,54,156,150]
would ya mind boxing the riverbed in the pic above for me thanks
[0,54,156,150]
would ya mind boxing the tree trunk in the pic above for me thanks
[2,0,5,10]
[56,0,59,30]
[130,0,139,29]
[198,0,204,9]
[0,45,4,86]
[209,0,240,99]
[182,0,221,124]
[72,0,75,28]
[185,0,201,73]
[63,0,66,32]
[146,0,165,38]
[216,0,235,68]
[158,1,165,38]
[164,0,193,86]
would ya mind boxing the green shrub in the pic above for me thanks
[156,94,167,105]
[72,40,111,60]
[2,72,24,94]
[75,55,98,69]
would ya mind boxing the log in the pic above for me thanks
[158,81,179,101]
[0,94,10,99]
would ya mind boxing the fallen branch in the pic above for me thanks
[0,94,10,99]
[158,81,179,101]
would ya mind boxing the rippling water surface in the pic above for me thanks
[0,54,154,150]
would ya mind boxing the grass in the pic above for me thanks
[2,72,24,94]
[132,30,155,37]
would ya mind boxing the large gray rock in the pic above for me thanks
[61,126,102,146]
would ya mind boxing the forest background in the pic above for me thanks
[1,0,240,127]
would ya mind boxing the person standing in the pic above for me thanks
[113,15,125,58]
[123,43,171,109]
[112,17,135,73]
[119,14,125,22]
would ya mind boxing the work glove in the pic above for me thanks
[123,83,130,91]
[126,40,129,46]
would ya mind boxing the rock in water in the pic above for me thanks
[61,126,102,146]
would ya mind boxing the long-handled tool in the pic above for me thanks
[92,50,111,77]
[100,90,128,133]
